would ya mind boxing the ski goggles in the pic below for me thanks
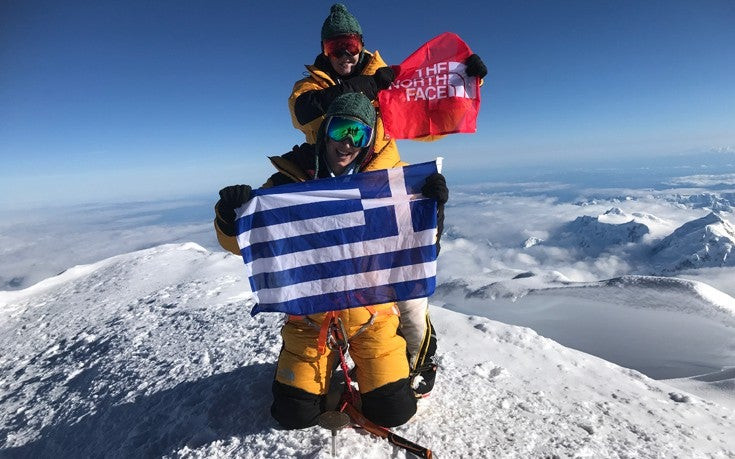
[323,34,363,58]
[325,116,373,148]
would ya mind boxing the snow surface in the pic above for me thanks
[1,244,734,458]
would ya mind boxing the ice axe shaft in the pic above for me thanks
[341,401,432,459]
[317,411,351,457]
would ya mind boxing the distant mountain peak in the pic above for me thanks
[522,236,542,248]
[651,212,735,272]
[664,212,732,240]
[546,214,649,256]
[604,207,626,216]
[668,192,735,212]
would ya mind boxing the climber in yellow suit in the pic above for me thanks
[214,93,449,428]
[287,3,486,397]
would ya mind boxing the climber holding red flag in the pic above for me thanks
[286,2,487,407]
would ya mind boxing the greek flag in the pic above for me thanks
[235,160,440,316]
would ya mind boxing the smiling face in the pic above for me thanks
[325,136,362,175]
[323,34,362,76]
[328,52,359,76]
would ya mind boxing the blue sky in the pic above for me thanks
[1,0,734,208]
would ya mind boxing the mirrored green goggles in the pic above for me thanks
[325,116,373,148]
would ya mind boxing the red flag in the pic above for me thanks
[378,32,481,140]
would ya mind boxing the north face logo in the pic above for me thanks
[277,367,296,382]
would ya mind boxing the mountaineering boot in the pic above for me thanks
[411,361,438,398]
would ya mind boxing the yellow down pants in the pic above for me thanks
[275,306,409,395]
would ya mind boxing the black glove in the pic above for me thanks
[342,74,378,100]
[373,66,395,90]
[421,173,449,204]
[464,54,487,79]
[215,184,252,236]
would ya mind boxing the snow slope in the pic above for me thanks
[668,368,735,412]
[434,271,735,380]
[1,244,734,457]
[651,212,735,272]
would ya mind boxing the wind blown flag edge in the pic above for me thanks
[235,160,440,316]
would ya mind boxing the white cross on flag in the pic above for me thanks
[235,160,441,315]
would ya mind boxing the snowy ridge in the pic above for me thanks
[0,244,268,456]
[545,214,649,256]
[1,244,734,457]
[651,212,735,272]
[604,275,735,317]
[435,270,572,302]
[667,192,735,212]
[0,261,109,311]
[522,208,735,274]
[436,272,735,326]
[0,242,211,311]
[667,368,735,410]
[598,207,666,227]
[535,275,735,326]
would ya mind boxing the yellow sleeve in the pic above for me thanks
[213,219,241,255]
[213,201,241,255]
[288,69,333,144]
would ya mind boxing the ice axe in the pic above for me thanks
[318,410,351,456]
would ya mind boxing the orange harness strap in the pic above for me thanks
[316,311,338,355]
[288,305,400,355]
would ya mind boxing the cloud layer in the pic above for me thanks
[2,169,735,300]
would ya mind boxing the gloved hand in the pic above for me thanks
[373,66,395,90]
[421,173,449,204]
[343,75,379,100]
[464,54,487,79]
[216,184,252,236]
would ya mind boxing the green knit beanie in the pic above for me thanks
[321,3,362,40]
[325,92,376,129]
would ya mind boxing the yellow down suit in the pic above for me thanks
[214,142,417,429]
[288,49,439,399]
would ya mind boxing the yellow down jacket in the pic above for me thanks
[288,50,399,159]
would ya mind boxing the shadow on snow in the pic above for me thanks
[1,363,276,458]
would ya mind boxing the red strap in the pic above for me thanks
[337,343,358,406]
[316,311,338,355]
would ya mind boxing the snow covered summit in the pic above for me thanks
[652,212,735,272]
[1,244,734,457]
[669,192,735,213]
[546,213,649,256]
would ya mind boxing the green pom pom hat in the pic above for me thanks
[321,3,362,39]
[325,92,376,129]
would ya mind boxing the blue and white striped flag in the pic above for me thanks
[235,160,441,316]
